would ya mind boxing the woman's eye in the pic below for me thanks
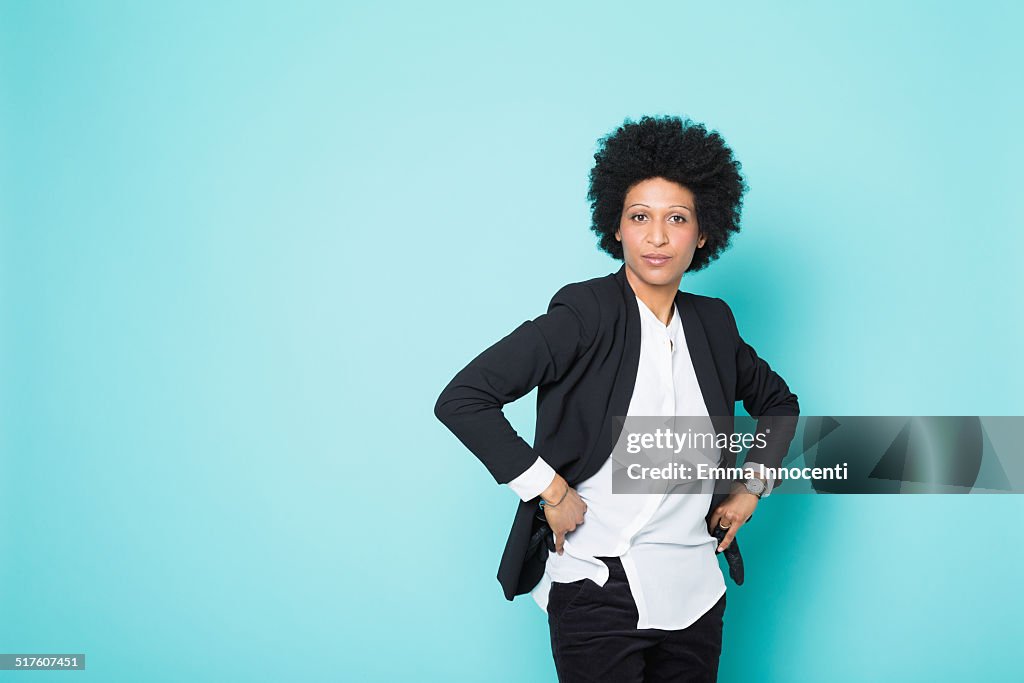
[630,214,687,223]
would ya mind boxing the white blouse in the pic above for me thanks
[508,293,772,629]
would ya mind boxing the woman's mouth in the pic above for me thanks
[641,254,671,267]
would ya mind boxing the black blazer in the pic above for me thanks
[434,264,800,600]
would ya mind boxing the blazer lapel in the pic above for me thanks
[609,265,642,424]
[676,291,729,417]
[573,265,641,486]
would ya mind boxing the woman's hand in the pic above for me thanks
[707,483,760,553]
[540,474,587,555]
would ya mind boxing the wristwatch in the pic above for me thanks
[740,475,766,499]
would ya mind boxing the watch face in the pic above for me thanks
[746,478,765,494]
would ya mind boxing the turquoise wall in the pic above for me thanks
[2,1,1021,681]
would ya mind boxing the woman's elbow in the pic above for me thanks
[785,391,800,415]
[434,386,456,426]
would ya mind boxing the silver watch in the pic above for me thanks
[742,476,766,498]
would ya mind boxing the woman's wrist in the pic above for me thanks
[540,474,569,506]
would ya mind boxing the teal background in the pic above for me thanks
[2,1,1021,681]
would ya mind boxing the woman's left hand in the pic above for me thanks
[707,485,760,553]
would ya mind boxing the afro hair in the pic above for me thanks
[587,115,749,273]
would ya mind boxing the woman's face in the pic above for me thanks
[615,176,705,289]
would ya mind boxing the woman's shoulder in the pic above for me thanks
[545,278,601,322]
[686,291,731,313]
[550,270,617,302]
[684,292,739,335]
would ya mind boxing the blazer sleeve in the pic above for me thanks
[433,283,599,485]
[717,298,800,475]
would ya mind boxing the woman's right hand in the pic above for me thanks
[540,474,587,555]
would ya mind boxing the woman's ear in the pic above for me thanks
[697,232,706,248]
[615,229,621,242]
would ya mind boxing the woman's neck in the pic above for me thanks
[624,264,681,326]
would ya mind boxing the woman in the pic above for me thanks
[434,114,799,682]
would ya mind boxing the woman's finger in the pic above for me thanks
[717,517,744,552]
[708,508,723,531]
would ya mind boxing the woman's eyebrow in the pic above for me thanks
[625,203,693,211]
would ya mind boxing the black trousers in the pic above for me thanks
[547,555,726,683]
